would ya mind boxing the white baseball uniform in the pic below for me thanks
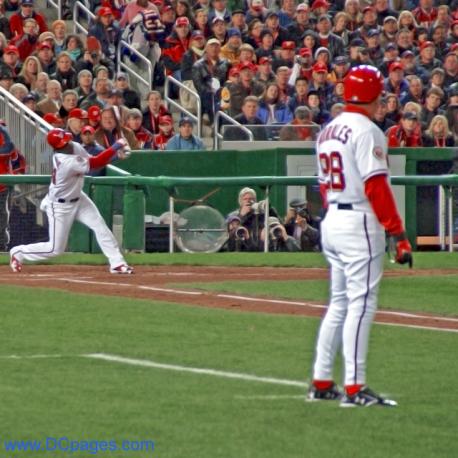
[10,142,127,270]
[312,109,389,387]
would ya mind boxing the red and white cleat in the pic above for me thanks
[10,255,22,273]
[110,264,134,274]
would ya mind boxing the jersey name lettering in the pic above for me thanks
[317,124,352,145]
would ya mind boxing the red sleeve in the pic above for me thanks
[319,183,328,209]
[88,146,116,170]
[365,174,404,236]
[9,15,22,36]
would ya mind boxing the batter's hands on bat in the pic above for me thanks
[394,233,413,268]
[112,138,128,151]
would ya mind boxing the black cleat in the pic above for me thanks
[340,386,397,407]
[306,383,342,402]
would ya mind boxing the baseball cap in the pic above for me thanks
[420,41,435,51]
[68,108,88,119]
[281,41,295,50]
[389,61,404,72]
[296,3,309,12]
[22,93,37,103]
[37,42,52,50]
[162,4,173,12]
[21,0,34,5]
[231,9,245,16]
[276,65,290,74]
[228,66,240,77]
[384,16,397,23]
[385,42,397,51]
[81,125,95,135]
[363,5,376,14]
[175,16,190,27]
[205,38,221,47]
[289,197,307,208]
[334,55,348,65]
[179,116,194,126]
[43,113,64,126]
[38,31,56,43]
[310,0,329,10]
[191,30,205,40]
[401,50,414,58]
[350,38,365,48]
[116,72,128,80]
[317,14,331,22]
[265,11,279,20]
[159,115,173,125]
[431,67,445,76]
[108,88,124,98]
[312,62,328,73]
[239,61,257,72]
[97,6,113,16]
[227,27,241,38]
[367,29,380,38]
[299,47,312,57]
[87,105,101,121]
[3,45,19,55]
[226,215,241,224]
[258,56,272,65]
[212,16,225,25]
[402,111,418,120]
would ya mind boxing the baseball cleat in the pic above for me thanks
[110,264,134,274]
[10,254,22,273]
[306,383,343,402]
[340,386,397,408]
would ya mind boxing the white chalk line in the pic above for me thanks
[4,276,457,332]
[84,353,309,388]
[234,394,304,400]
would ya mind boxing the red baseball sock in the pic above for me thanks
[313,380,334,390]
[345,384,364,396]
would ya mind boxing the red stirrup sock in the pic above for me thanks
[345,384,364,396]
[313,380,334,390]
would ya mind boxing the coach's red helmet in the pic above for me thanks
[47,128,73,149]
[343,65,384,104]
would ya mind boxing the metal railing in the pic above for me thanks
[45,0,62,20]
[214,111,253,150]
[164,77,202,138]
[117,40,154,100]
[73,1,95,36]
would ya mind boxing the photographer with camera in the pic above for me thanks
[222,215,259,252]
[284,198,321,252]
[260,217,301,252]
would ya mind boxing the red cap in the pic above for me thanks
[228,66,241,76]
[238,61,257,72]
[311,0,329,10]
[97,6,113,16]
[389,61,404,72]
[162,4,173,12]
[37,42,52,50]
[68,108,88,120]
[420,40,435,51]
[258,56,272,65]
[281,41,295,50]
[299,47,312,57]
[158,115,173,125]
[81,125,95,134]
[43,113,64,126]
[87,105,101,121]
[175,16,190,27]
[4,45,19,55]
[363,6,376,14]
[312,62,328,73]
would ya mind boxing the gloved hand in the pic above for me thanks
[112,138,128,151]
[395,232,413,268]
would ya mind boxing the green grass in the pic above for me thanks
[2,251,458,269]
[1,285,457,458]
[176,275,458,317]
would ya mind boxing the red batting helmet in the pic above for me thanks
[343,65,384,104]
[47,128,73,149]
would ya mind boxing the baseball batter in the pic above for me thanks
[10,128,133,274]
[307,66,412,407]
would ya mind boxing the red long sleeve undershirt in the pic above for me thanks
[88,146,116,170]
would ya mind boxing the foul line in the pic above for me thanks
[84,353,308,388]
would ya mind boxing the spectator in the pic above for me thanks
[50,51,77,91]
[87,7,121,64]
[230,9,247,36]
[161,4,176,38]
[275,65,295,103]
[80,76,112,110]
[0,1,11,39]
[64,34,85,63]
[256,82,293,125]
[220,27,242,65]
[0,44,21,78]
[373,97,395,132]
[309,62,334,108]
[413,0,438,28]
[87,104,101,131]
[272,40,296,71]
[428,67,446,93]
[0,67,14,91]
[9,0,47,37]
[15,54,41,90]
[315,14,345,59]
[445,84,458,141]
[223,214,258,252]
[397,10,419,33]
[210,16,228,44]
[379,42,399,76]
[343,0,362,32]
[35,41,56,74]
[21,91,38,111]
[417,41,442,78]
[287,3,312,47]
[51,19,66,55]
[119,0,159,28]
[314,46,332,71]
[401,74,425,105]
[288,47,313,84]
[264,11,290,49]
[58,89,78,123]
[94,106,139,149]
[75,36,115,79]
[245,0,266,26]
[395,27,415,56]
[65,107,87,143]
[141,90,170,134]
[328,55,350,84]
[310,0,331,22]
[422,114,456,147]
[37,30,57,52]
[283,197,320,251]
[386,111,423,147]
[254,29,275,61]
[125,108,154,149]
[287,76,309,114]
[332,11,351,47]
[114,72,141,110]
[364,28,384,66]
[194,8,211,38]
[385,61,409,101]
[175,0,194,23]
[162,16,192,80]
[443,52,458,88]
[154,115,175,150]
[208,0,231,25]
[75,69,94,107]
[253,55,276,88]
[166,117,205,150]
[327,80,345,107]
[279,106,319,141]
[106,88,126,113]
[278,0,297,28]
[9,17,39,60]
[238,43,256,64]
[380,16,398,48]
[34,71,48,100]
[307,88,331,125]
[353,5,380,42]
[400,49,428,84]
[420,87,445,128]
[385,92,401,123]
[80,125,106,176]
[192,38,230,123]
[36,79,62,114]
[9,82,28,101]
[430,23,449,60]
[299,30,319,57]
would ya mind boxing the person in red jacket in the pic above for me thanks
[153,115,174,150]
[9,0,47,37]
[162,16,191,78]
[386,111,423,147]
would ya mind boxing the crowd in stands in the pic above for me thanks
[0,0,456,150]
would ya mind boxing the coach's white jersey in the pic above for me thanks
[48,143,91,202]
[316,111,389,205]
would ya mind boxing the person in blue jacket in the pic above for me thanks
[256,82,293,125]
[165,117,205,151]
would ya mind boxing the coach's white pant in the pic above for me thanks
[312,206,385,386]
[11,193,126,269]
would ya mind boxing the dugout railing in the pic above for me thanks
[1,174,457,253]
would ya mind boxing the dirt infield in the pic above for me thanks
[2,265,457,331]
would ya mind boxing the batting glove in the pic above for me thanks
[395,232,413,268]
[112,138,128,151]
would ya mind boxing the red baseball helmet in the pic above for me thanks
[343,65,384,104]
[47,128,73,149]
[87,105,101,122]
